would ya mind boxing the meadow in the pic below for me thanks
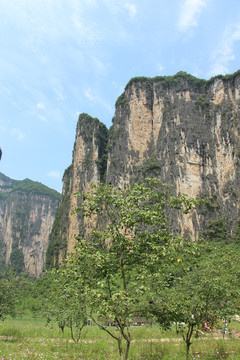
[0,316,239,360]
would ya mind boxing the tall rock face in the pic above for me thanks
[0,173,61,276]
[47,71,240,267]
[106,72,240,239]
[46,114,108,268]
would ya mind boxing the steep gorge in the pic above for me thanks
[0,173,61,276]
[47,71,240,267]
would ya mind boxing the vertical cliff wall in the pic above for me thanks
[46,114,108,268]
[47,70,240,267]
[106,71,240,239]
[0,174,61,276]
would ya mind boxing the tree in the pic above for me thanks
[0,270,18,320]
[45,269,87,343]
[156,240,240,357]
[66,179,196,360]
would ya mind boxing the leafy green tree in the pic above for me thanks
[0,270,18,320]
[45,268,87,343]
[157,240,240,357]
[66,179,196,360]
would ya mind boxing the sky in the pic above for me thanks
[1,0,240,193]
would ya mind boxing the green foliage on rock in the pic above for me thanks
[95,123,108,182]
[125,71,206,93]
[205,218,227,242]
[11,179,61,200]
[115,93,129,107]
[9,246,25,274]
[0,173,61,203]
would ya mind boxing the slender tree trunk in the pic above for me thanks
[70,319,76,343]
[183,323,194,359]
[60,325,65,334]
[120,253,127,291]
[186,339,191,359]
[124,338,131,360]
[118,338,124,360]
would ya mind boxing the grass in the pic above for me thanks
[0,317,239,359]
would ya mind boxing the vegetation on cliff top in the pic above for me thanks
[115,70,240,108]
[0,172,18,187]
[0,172,61,201]
[78,112,100,126]
[11,178,61,200]
[115,72,207,108]
[77,113,109,181]
[124,71,206,93]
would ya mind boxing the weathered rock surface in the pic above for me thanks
[46,114,108,267]
[47,71,240,267]
[0,173,61,276]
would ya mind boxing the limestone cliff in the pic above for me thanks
[0,173,61,276]
[47,70,240,266]
[46,114,108,267]
[107,71,240,239]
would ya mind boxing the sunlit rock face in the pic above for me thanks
[46,114,108,268]
[48,71,240,266]
[0,174,61,277]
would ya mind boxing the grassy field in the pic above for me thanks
[0,317,239,359]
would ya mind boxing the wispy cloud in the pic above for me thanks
[84,88,96,101]
[124,3,137,20]
[178,0,207,32]
[52,84,65,102]
[38,115,48,122]
[47,170,61,179]
[209,23,240,76]
[156,63,164,73]
[91,56,106,75]
[10,128,25,141]
[84,88,113,113]
[101,0,138,21]
[37,102,46,110]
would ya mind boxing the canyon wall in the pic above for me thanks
[47,71,240,266]
[0,173,60,276]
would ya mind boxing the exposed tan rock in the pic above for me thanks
[0,174,60,277]
[49,71,240,265]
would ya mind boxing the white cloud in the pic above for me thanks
[209,23,240,76]
[38,115,48,122]
[178,0,207,32]
[91,56,106,74]
[71,2,101,44]
[10,128,25,141]
[156,63,164,73]
[84,88,96,101]
[47,170,61,179]
[53,85,65,101]
[37,102,45,109]
[124,3,137,20]
[102,0,137,20]
[48,78,66,101]
[84,88,113,113]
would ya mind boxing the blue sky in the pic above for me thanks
[1,0,240,193]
